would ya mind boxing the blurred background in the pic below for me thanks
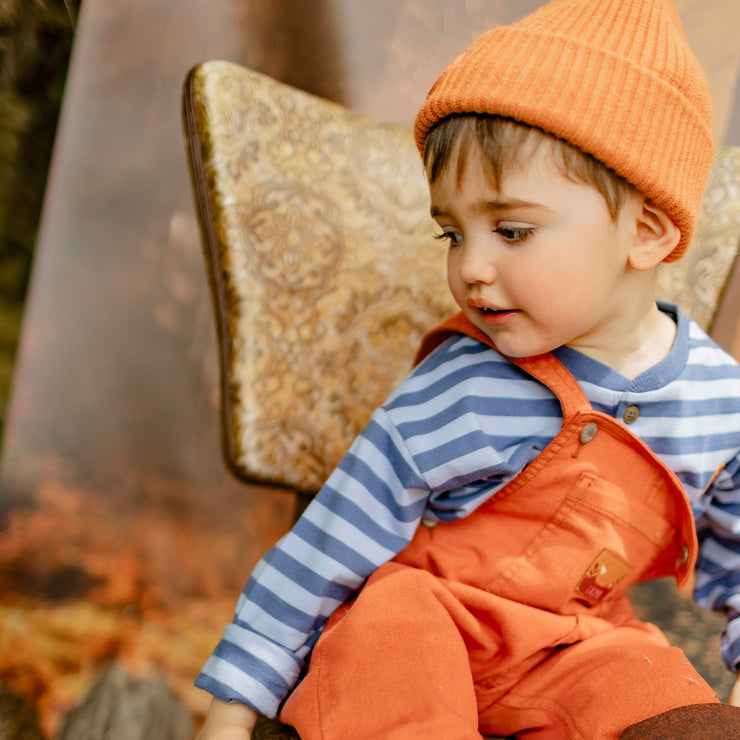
[0,0,739,736]
[0,0,80,440]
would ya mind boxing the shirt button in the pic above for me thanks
[623,405,640,424]
[421,517,437,528]
[580,422,599,444]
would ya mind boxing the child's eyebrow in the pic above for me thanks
[473,199,551,214]
[430,199,551,218]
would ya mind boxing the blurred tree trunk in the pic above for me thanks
[55,667,193,740]
[0,0,81,437]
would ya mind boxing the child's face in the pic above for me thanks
[430,141,643,361]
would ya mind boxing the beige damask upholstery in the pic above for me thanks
[656,146,740,331]
[183,60,740,740]
[183,60,455,496]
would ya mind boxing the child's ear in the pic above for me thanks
[628,198,681,271]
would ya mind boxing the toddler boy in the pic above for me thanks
[196,0,740,737]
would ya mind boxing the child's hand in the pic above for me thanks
[729,675,740,707]
[196,698,257,739]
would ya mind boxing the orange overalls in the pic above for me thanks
[281,315,719,739]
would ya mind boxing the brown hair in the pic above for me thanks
[423,115,634,220]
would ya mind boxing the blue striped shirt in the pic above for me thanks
[195,303,740,716]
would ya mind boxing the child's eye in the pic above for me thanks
[434,230,464,246]
[495,226,534,243]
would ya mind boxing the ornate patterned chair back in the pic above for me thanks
[183,61,456,496]
[183,60,740,500]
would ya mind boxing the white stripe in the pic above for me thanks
[251,562,344,619]
[423,447,519,490]
[278,532,369,589]
[303,498,397,565]
[390,374,555,427]
[669,377,740,399]
[233,595,310,652]
[697,538,740,573]
[637,414,740,437]
[404,410,560,458]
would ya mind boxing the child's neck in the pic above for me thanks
[572,303,677,381]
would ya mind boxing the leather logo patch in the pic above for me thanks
[575,549,633,602]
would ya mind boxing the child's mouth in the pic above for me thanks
[481,307,508,315]
[476,306,519,325]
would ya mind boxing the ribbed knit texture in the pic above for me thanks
[414,0,714,261]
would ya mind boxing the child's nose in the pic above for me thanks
[458,242,497,285]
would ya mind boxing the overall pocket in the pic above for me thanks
[486,472,676,615]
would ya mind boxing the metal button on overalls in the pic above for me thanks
[580,422,598,443]
[678,543,690,567]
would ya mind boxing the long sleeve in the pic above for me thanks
[194,409,432,715]
[693,455,740,671]
[193,335,561,715]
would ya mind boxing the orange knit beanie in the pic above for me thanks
[414,0,714,261]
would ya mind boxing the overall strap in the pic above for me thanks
[415,313,591,421]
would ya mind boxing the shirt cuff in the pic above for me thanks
[194,623,305,717]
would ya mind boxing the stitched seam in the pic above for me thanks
[487,692,587,740]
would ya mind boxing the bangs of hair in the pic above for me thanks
[423,115,633,219]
